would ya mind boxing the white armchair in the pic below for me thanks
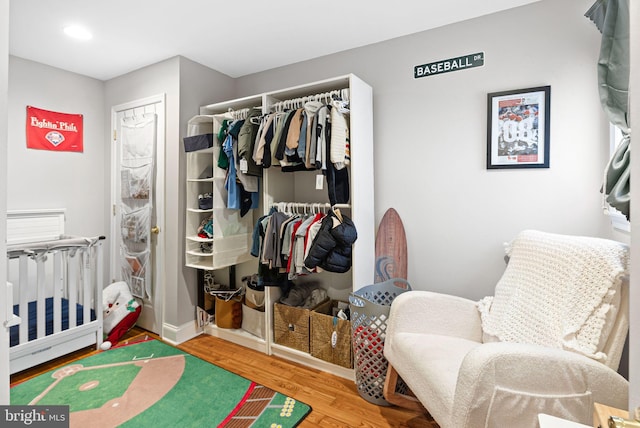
[383,230,630,428]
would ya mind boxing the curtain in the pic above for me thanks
[585,0,630,219]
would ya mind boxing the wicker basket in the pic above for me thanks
[310,300,353,368]
[273,299,330,353]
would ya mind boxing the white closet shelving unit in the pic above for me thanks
[185,74,375,378]
[185,113,256,270]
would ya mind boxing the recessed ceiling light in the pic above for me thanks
[63,25,93,41]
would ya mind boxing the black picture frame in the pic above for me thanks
[486,85,551,169]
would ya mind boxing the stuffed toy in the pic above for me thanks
[100,281,141,350]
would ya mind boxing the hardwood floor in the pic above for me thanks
[11,328,438,428]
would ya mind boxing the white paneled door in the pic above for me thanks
[111,95,165,334]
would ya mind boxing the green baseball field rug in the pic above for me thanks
[10,338,311,428]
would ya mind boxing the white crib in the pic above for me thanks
[6,211,104,374]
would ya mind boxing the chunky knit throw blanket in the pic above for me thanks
[477,230,629,362]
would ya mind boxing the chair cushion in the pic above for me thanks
[386,332,481,425]
[477,230,628,362]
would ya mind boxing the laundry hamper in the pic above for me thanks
[349,278,411,406]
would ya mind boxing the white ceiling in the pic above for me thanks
[9,0,540,81]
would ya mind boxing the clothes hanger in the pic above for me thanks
[333,206,343,222]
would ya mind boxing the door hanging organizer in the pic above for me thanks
[119,113,156,299]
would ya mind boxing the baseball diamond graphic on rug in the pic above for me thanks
[10,339,311,427]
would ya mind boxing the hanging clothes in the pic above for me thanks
[222,131,240,210]
[222,119,259,216]
[303,101,324,169]
[304,209,357,274]
[253,113,276,167]
[238,107,263,177]
[274,110,296,164]
[264,90,352,204]
[330,99,351,170]
[252,205,357,281]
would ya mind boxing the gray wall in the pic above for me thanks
[7,57,105,238]
[104,57,180,337]
[175,57,236,329]
[5,0,622,335]
[103,56,237,336]
[237,0,616,300]
[104,57,182,333]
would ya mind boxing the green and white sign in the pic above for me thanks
[414,52,484,79]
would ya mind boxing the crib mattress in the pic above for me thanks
[10,298,96,347]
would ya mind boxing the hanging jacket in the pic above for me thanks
[304,211,357,273]
[330,100,350,170]
[238,107,263,177]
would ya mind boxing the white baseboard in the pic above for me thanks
[161,320,202,345]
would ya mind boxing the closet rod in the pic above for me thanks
[271,88,350,111]
[271,202,350,210]
[226,106,259,120]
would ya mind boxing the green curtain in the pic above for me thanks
[586,0,630,219]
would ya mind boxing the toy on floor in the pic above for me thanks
[101,281,141,350]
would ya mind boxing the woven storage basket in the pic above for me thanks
[310,300,352,368]
[350,278,411,406]
[273,299,329,353]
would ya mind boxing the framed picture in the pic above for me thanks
[487,85,550,169]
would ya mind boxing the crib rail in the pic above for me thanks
[6,235,105,258]
[6,236,105,346]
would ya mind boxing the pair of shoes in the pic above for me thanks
[198,193,213,210]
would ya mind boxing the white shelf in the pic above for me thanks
[203,324,268,353]
[186,249,213,257]
[184,112,255,271]
[187,178,215,183]
[186,146,215,155]
[186,208,213,213]
[270,343,355,380]
[186,262,215,271]
[186,235,212,243]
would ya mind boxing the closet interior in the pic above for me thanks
[184,74,374,378]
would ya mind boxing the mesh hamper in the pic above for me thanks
[349,278,411,405]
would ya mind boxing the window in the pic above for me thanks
[607,125,630,233]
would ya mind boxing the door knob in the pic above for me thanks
[151,226,160,234]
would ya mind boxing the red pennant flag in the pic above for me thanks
[26,106,84,152]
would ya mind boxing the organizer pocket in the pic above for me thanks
[121,206,150,244]
[120,249,150,299]
[485,386,592,428]
[121,163,152,200]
